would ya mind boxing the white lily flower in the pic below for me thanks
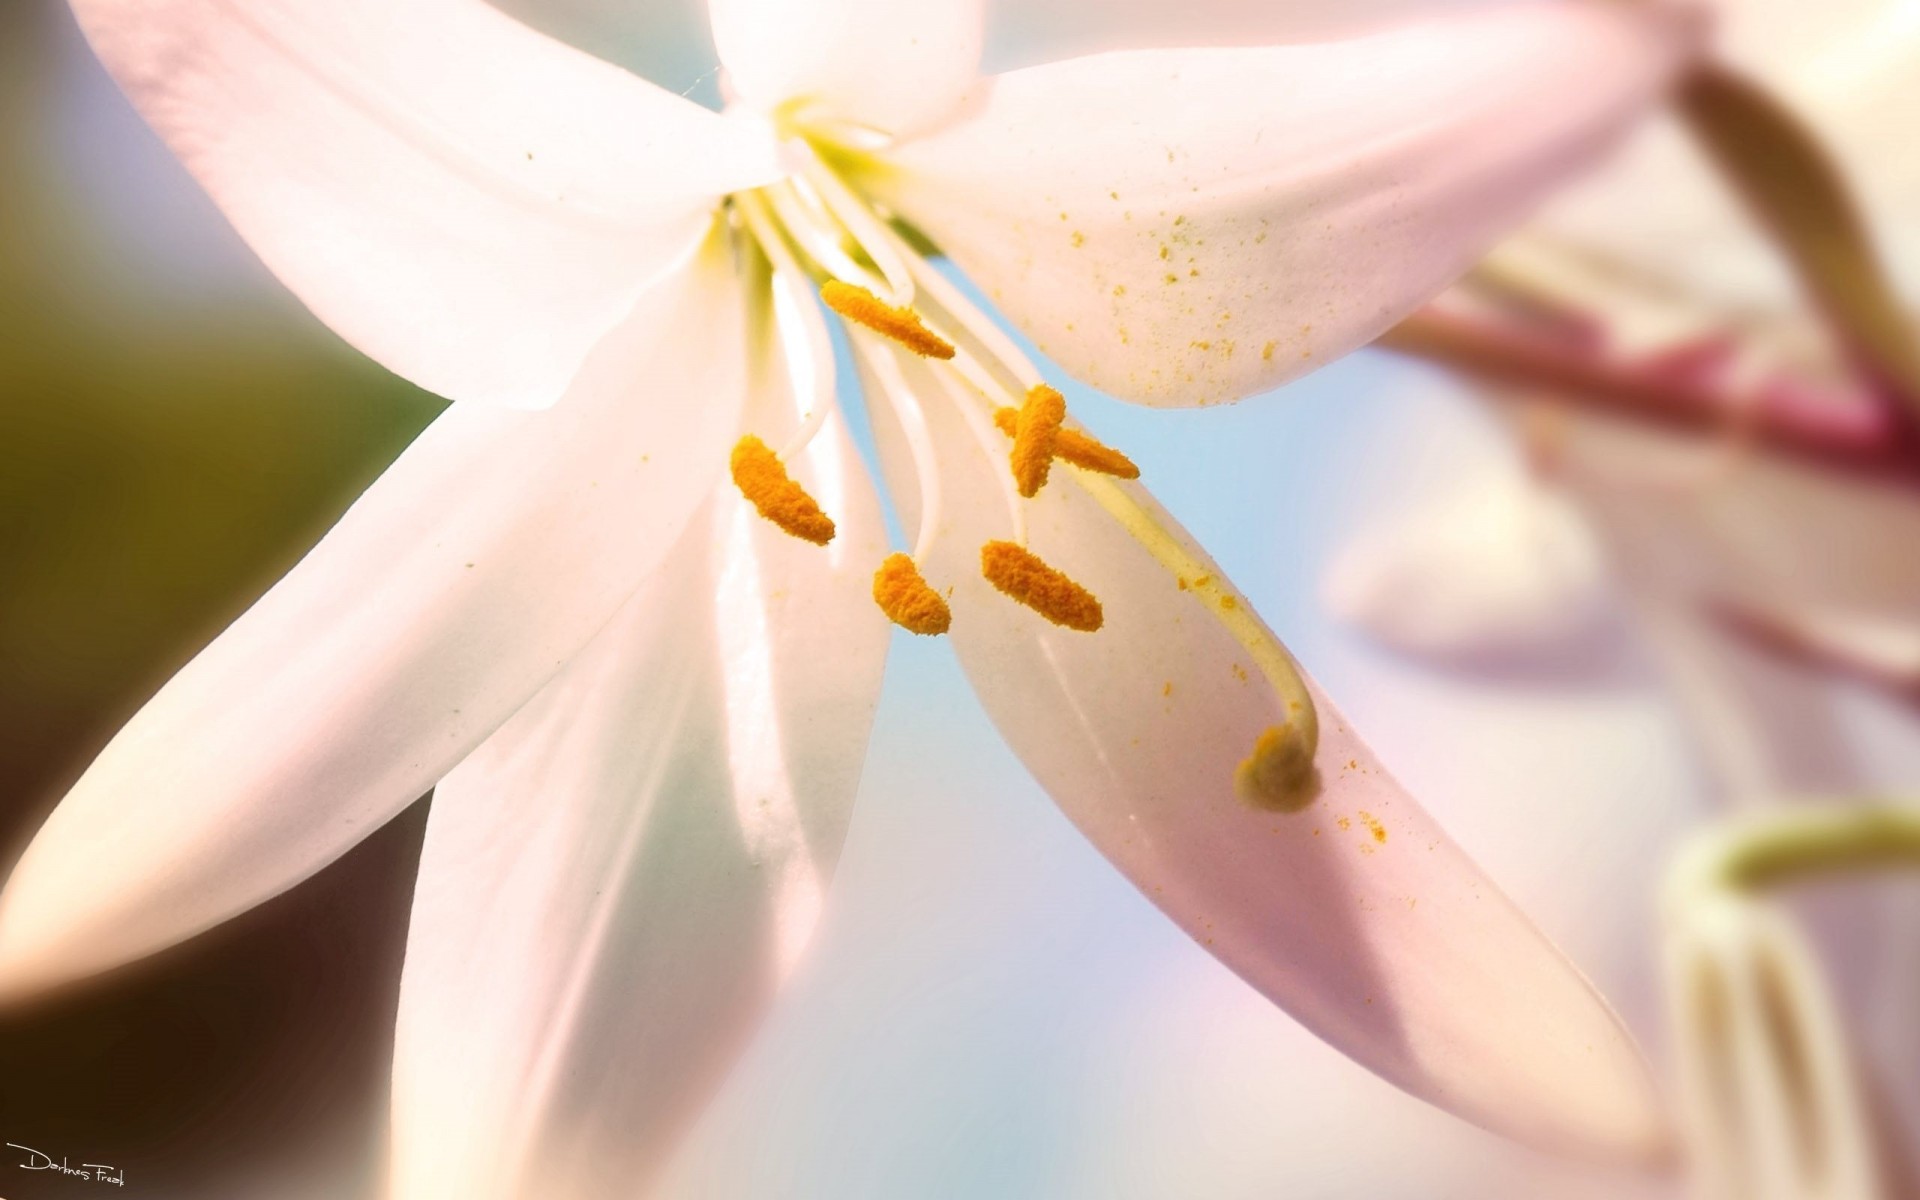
[0,0,1700,1192]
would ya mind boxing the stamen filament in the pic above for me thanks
[992,408,1140,479]
[730,435,836,545]
[981,540,1103,632]
[872,553,952,635]
[737,194,841,461]
[1009,384,1067,498]
[860,205,1046,393]
[763,181,893,301]
[791,146,917,307]
[822,281,956,360]
[933,366,1029,546]
[852,336,947,561]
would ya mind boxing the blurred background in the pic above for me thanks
[0,0,1916,1197]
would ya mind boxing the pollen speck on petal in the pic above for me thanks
[821,280,955,359]
[873,553,951,635]
[1010,384,1066,498]
[730,435,836,544]
[980,540,1102,631]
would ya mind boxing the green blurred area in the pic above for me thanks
[0,1,442,819]
[0,4,441,1196]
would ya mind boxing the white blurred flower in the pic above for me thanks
[1332,2,1920,1191]
[1324,466,1611,673]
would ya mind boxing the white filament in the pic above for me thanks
[851,334,947,560]
[933,364,1029,546]
[861,200,1046,394]
[791,147,917,308]
[735,191,838,461]
[763,180,893,302]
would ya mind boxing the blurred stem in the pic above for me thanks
[1677,805,1920,896]
[1378,307,1920,489]
[1676,63,1920,428]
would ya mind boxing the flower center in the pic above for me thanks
[725,139,1137,636]
[722,137,1320,803]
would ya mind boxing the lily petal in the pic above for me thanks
[861,346,1667,1159]
[0,242,746,1003]
[69,0,780,408]
[710,0,983,137]
[388,404,889,1200]
[862,1,1698,407]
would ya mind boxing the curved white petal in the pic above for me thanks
[863,1,1698,407]
[860,347,1667,1160]
[70,0,779,407]
[0,244,747,1003]
[388,395,889,1200]
[711,0,983,137]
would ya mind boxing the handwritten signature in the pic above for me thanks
[6,1143,124,1186]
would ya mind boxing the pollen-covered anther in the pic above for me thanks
[1009,384,1067,498]
[820,280,955,360]
[730,435,835,545]
[873,553,951,635]
[1235,724,1319,812]
[993,408,1141,480]
[980,540,1103,632]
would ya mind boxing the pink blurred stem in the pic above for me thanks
[1379,306,1920,489]
[1706,599,1920,711]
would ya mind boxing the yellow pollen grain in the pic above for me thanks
[820,281,954,359]
[993,408,1140,480]
[1010,384,1067,498]
[1235,724,1318,811]
[730,435,835,545]
[872,553,951,635]
[980,540,1103,632]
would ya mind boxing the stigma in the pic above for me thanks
[1235,724,1319,811]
